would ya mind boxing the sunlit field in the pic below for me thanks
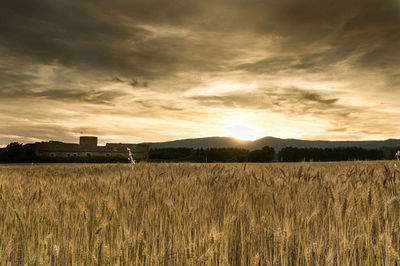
[1,162,400,265]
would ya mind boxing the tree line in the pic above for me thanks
[278,147,388,162]
[1,142,398,163]
[149,146,275,162]
[149,146,398,162]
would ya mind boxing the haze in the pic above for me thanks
[1,0,399,145]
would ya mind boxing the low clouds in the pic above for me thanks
[112,77,148,88]
[300,91,338,105]
[0,87,125,105]
[188,87,341,117]
[189,93,269,109]
[0,0,399,144]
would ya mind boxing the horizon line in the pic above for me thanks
[1,135,399,148]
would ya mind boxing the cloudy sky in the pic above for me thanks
[1,0,399,145]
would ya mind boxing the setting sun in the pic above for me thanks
[223,124,255,141]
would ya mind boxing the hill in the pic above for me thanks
[144,137,251,149]
[144,136,400,151]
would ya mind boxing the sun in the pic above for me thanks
[223,124,255,141]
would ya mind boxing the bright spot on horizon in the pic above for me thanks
[223,124,256,141]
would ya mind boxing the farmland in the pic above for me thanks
[0,162,400,265]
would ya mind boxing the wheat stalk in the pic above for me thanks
[127,147,136,166]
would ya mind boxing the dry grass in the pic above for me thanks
[0,161,400,265]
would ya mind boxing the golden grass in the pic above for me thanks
[0,161,400,265]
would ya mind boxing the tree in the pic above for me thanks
[0,142,24,162]
[248,146,275,162]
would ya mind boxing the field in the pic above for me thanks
[1,161,400,265]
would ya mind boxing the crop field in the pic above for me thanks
[0,161,400,265]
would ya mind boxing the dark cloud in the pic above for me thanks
[161,106,184,111]
[0,0,228,80]
[300,92,338,105]
[189,87,340,111]
[1,0,399,81]
[131,79,139,87]
[235,52,341,74]
[189,93,271,109]
[111,76,148,87]
[130,78,148,88]
[266,88,341,110]
[0,87,124,105]
[112,77,124,83]
[233,0,399,83]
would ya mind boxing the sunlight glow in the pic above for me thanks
[223,124,255,141]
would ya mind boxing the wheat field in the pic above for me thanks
[0,162,400,265]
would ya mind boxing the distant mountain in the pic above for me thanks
[144,137,251,149]
[143,136,400,151]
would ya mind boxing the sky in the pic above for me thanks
[1,0,399,145]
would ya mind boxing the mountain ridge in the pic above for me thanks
[142,136,400,151]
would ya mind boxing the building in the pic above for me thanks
[35,136,149,160]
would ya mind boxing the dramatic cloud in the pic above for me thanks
[0,0,399,145]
